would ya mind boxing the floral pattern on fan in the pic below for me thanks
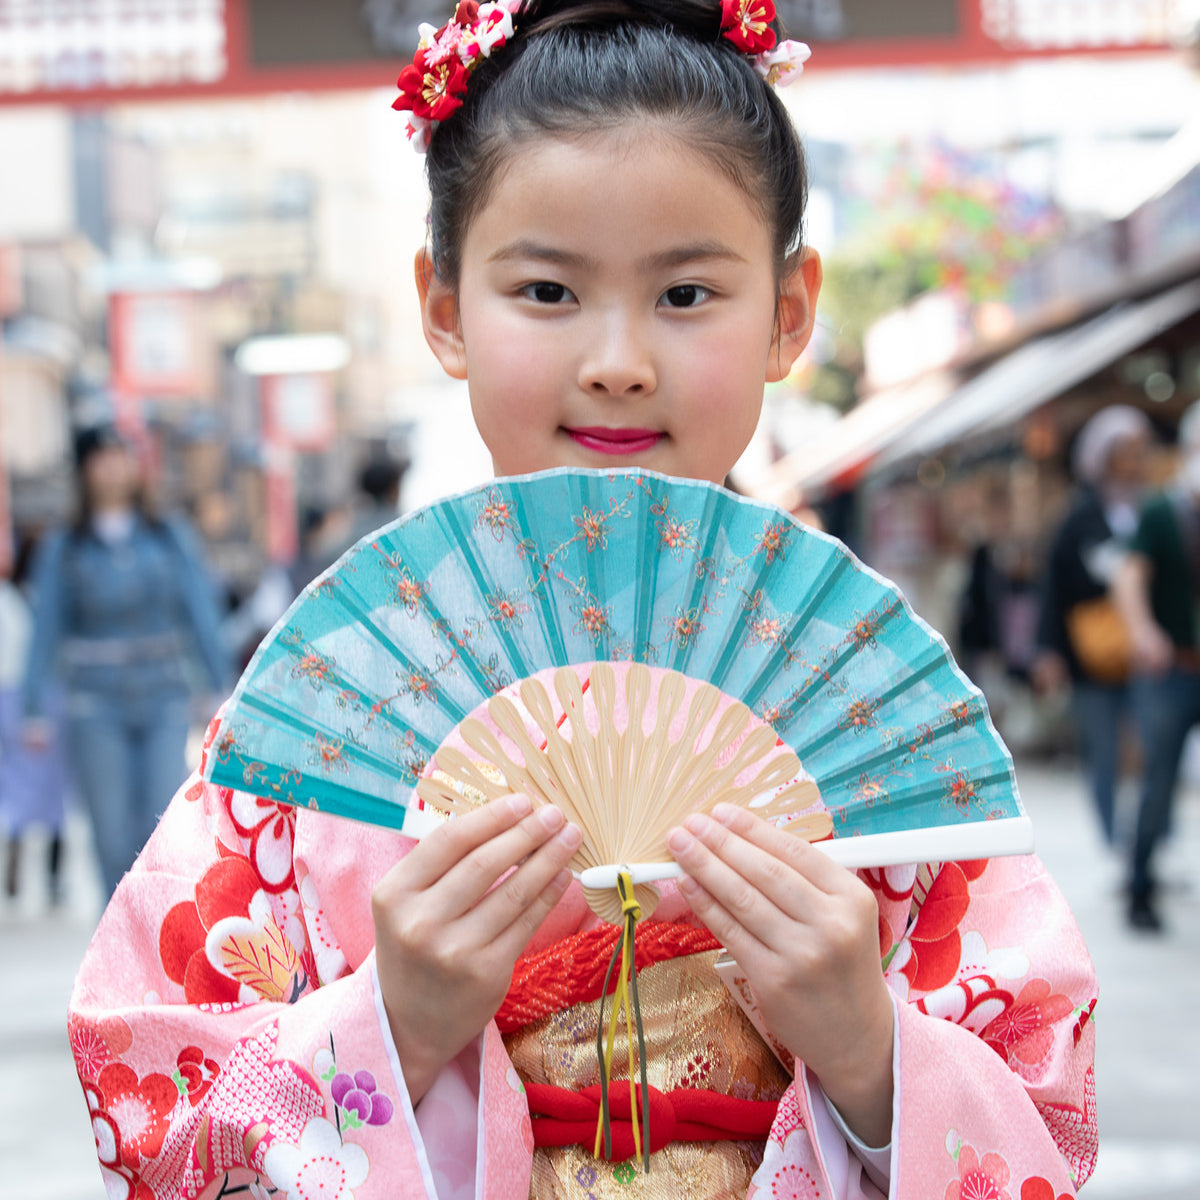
[204,468,1023,861]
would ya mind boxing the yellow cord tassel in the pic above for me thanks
[594,870,651,1171]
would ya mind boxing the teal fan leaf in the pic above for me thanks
[203,468,1027,863]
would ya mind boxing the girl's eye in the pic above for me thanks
[660,284,711,309]
[521,282,573,304]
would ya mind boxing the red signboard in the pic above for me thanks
[108,291,202,399]
[0,0,1187,107]
[259,372,338,454]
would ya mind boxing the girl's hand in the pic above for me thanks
[666,804,894,1148]
[372,795,582,1105]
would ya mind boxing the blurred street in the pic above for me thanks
[3,755,1198,1200]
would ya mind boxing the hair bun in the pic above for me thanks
[517,0,734,42]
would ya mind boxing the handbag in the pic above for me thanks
[1066,595,1131,684]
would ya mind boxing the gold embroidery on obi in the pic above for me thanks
[504,948,791,1199]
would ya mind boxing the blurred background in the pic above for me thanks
[2,1,1200,1197]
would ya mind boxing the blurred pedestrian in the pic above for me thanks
[1,537,69,904]
[286,501,353,596]
[349,450,408,545]
[1113,399,1200,931]
[1032,405,1152,847]
[21,422,231,898]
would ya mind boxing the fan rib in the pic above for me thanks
[552,671,605,855]
[486,697,570,808]
[457,719,555,808]
[649,683,723,830]
[662,702,754,820]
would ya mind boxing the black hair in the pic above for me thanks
[424,0,808,285]
[70,422,159,535]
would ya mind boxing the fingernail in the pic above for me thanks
[683,813,712,836]
[665,827,692,855]
[507,794,532,817]
[537,804,565,831]
[711,803,737,825]
[677,874,700,897]
[551,867,573,893]
[557,822,583,850]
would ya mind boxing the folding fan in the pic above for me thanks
[204,466,1033,915]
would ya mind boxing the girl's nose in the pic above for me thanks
[579,315,657,396]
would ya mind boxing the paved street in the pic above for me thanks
[3,757,1198,1199]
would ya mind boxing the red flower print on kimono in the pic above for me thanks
[225,790,297,894]
[159,856,306,1005]
[69,1011,133,1083]
[945,1144,1011,1200]
[1019,1179,1072,1200]
[95,1061,183,1171]
[175,1046,221,1106]
[901,860,988,993]
[982,979,1074,1076]
[85,1082,157,1200]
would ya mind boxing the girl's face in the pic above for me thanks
[419,127,821,485]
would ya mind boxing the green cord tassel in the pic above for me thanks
[594,870,651,1172]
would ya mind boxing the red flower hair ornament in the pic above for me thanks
[392,0,521,150]
[393,0,810,152]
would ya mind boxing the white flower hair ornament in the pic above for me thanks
[393,0,810,153]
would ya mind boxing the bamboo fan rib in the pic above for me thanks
[415,662,829,923]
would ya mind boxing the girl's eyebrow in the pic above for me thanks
[488,239,745,269]
[644,242,746,270]
[488,240,587,267]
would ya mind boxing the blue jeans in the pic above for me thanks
[66,692,191,898]
[1129,669,1200,901]
[1071,681,1131,845]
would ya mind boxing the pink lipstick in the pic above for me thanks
[564,426,664,456]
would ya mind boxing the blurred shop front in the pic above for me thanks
[2,0,1198,605]
[759,155,1200,749]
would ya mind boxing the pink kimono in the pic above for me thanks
[70,718,1097,1200]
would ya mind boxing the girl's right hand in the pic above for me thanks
[371,795,582,1105]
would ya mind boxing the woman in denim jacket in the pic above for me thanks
[21,423,230,897]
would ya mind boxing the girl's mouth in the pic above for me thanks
[564,427,665,456]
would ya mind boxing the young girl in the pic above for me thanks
[69,3,1097,1198]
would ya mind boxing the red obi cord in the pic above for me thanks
[526,1081,777,1162]
[497,921,721,1033]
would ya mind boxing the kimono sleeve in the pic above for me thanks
[884,855,1097,1198]
[68,760,443,1200]
[748,855,1096,1200]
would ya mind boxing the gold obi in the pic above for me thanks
[503,946,791,1199]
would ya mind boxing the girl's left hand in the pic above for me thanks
[666,804,894,1149]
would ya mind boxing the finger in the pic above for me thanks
[665,821,796,945]
[674,809,831,922]
[404,793,534,888]
[433,804,578,915]
[710,803,854,896]
[672,871,773,977]
[485,859,579,965]
[469,819,584,945]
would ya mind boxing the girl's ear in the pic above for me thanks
[766,247,822,384]
[415,249,469,380]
